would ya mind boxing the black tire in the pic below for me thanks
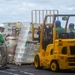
[50,61,59,72]
[34,55,42,69]
[73,69,75,72]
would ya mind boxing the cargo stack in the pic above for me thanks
[25,23,40,63]
[3,22,21,63]
[3,22,21,36]
[14,22,31,65]
[3,22,40,65]
[14,22,40,65]
[6,36,17,63]
[23,42,40,63]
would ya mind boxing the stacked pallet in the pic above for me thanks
[4,22,21,36]
[6,36,17,63]
[3,22,21,63]
[14,22,40,66]
[14,22,31,65]
[23,41,40,63]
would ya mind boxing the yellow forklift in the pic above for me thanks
[34,14,75,71]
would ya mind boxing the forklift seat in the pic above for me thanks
[58,32,69,39]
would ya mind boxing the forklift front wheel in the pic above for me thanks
[34,55,42,69]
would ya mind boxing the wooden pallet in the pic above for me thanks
[14,62,34,66]
[14,62,21,66]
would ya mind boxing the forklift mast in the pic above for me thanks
[31,10,59,41]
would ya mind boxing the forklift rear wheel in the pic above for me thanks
[34,55,42,69]
[50,61,59,72]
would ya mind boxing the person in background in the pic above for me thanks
[55,20,66,38]
[69,23,75,38]
[42,24,53,50]
[0,24,5,43]
[44,24,52,38]
[55,20,66,33]
[0,24,10,68]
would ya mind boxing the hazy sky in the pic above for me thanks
[0,0,75,23]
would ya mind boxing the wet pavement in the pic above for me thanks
[0,64,75,75]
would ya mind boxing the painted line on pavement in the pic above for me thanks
[0,70,19,75]
[21,71,34,75]
[7,69,17,72]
